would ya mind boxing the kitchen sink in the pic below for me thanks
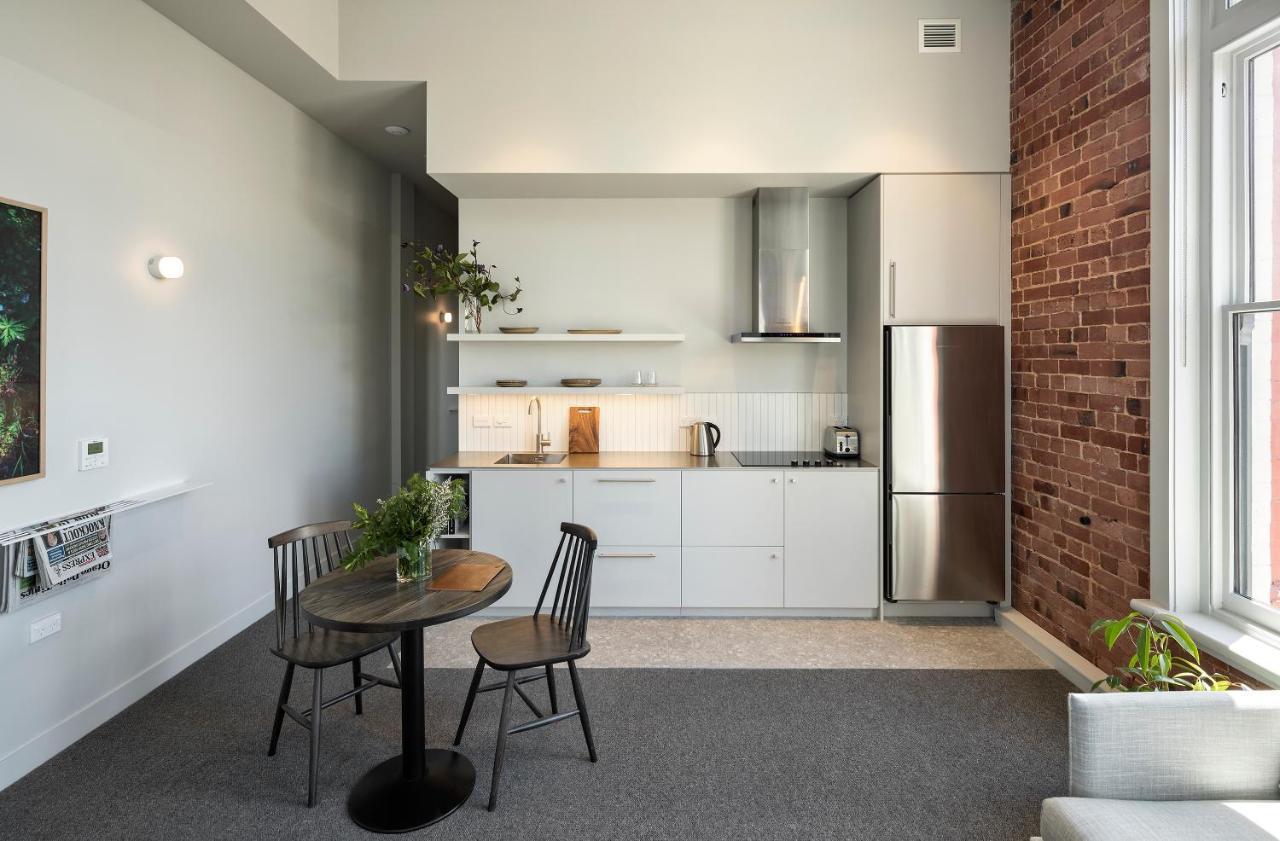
[494,453,567,465]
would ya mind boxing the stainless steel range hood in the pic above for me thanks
[732,187,840,344]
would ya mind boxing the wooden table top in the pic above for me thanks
[299,549,512,634]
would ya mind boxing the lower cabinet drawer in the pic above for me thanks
[681,547,784,608]
[590,546,682,608]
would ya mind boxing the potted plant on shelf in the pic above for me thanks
[401,239,523,333]
[343,474,467,583]
[1089,611,1247,691]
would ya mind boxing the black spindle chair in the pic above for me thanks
[453,522,600,810]
[266,521,403,807]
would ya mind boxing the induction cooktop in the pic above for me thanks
[731,451,861,468]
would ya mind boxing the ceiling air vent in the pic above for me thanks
[919,19,961,53]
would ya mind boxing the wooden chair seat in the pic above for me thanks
[472,615,591,671]
[272,628,398,669]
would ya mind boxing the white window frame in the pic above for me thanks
[1151,0,1280,684]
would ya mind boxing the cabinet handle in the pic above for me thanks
[597,552,658,559]
[788,478,796,484]
[771,477,778,484]
[889,260,897,318]
[556,477,567,484]
[770,553,779,560]
[597,478,656,483]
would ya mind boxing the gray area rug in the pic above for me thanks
[0,616,1071,840]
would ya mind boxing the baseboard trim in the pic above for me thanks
[0,592,272,792]
[882,601,994,618]
[995,607,1106,691]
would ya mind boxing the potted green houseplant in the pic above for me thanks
[343,474,467,583]
[401,239,523,333]
[1089,611,1247,691]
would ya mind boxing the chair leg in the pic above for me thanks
[488,672,516,812]
[568,661,598,763]
[307,668,324,807]
[454,658,485,746]
[268,662,295,757]
[545,664,559,714]
[388,643,402,687]
[352,658,363,715]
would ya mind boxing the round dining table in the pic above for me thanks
[299,548,511,833]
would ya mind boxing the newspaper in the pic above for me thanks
[32,509,113,588]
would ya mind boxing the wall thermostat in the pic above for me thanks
[78,438,108,471]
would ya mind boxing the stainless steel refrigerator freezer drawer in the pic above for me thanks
[888,493,1005,602]
[887,325,1005,494]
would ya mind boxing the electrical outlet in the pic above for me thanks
[495,416,512,428]
[472,415,492,428]
[29,612,61,644]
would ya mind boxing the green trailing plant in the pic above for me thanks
[1090,611,1247,692]
[401,239,522,333]
[344,475,467,576]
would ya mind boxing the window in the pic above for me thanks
[1215,12,1280,633]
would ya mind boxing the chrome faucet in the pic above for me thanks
[528,397,551,455]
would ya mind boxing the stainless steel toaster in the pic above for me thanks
[823,426,860,459]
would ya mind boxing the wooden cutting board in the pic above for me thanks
[568,406,600,453]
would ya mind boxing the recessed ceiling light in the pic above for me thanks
[384,125,411,136]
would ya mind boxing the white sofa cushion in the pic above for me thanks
[1069,692,1280,800]
[1042,797,1280,841]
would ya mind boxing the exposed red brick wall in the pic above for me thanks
[1010,0,1152,673]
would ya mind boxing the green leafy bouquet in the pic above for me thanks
[401,239,522,333]
[344,475,467,575]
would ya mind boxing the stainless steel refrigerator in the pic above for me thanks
[884,325,1006,602]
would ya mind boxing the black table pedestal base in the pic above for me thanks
[347,749,476,833]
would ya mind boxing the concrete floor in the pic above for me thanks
[417,617,1048,670]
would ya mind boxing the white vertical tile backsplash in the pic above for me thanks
[456,393,848,452]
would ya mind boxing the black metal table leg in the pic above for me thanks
[346,628,476,833]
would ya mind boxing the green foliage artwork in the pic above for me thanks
[0,198,44,484]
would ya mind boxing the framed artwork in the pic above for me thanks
[0,196,45,486]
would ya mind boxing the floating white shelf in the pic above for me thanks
[0,480,212,545]
[447,332,684,343]
[447,386,684,395]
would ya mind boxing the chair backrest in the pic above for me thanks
[533,522,598,652]
[267,520,354,649]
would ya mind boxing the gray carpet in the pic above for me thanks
[0,615,1072,840]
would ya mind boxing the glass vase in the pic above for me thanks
[396,540,432,583]
[462,298,482,333]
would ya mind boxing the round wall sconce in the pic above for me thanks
[147,256,184,279]
[440,311,453,324]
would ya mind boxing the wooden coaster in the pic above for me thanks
[428,562,503,591]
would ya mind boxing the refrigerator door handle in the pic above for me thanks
[890,495,899,600]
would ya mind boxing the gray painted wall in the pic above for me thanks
[0,0,391,789]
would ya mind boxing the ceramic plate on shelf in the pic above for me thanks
[560,378,602,387]
[567,328,622,334]
[498,327,540,334]
[495,379,528,387]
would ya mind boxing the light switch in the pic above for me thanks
[78,438,109,471]
[472,416,492,428]
[495,417,512,428]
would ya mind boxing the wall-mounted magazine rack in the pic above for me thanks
[1,480,209,612]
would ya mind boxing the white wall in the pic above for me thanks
[0,0,390,789]
[338,0,1011,177]
[246,0,342,77]
[457,198,846,393]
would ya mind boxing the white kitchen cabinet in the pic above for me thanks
[681,470,784,547]
[470,470,573,607]
[589,546,682,608]
[783,471,879,609]
[572,470,681,546]
[880,174,1006,325]
[682,547,784,608]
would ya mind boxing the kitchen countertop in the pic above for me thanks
[431,451,879,471]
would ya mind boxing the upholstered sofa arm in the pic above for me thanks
[1069,692,1280,801]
